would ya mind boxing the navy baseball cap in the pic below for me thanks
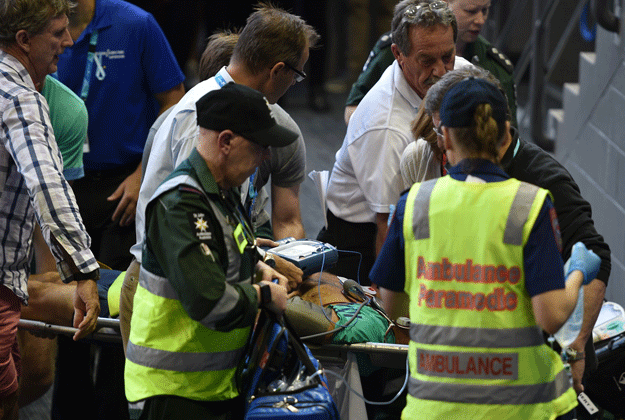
[440,78,508,128]
[196,83,298,148]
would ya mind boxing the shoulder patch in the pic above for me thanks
[548,207,563,253]
[363,33,393,72]
[188,211,214,242]
[179,185,204,195]
[487,47,514,74]
[376,33,393,49]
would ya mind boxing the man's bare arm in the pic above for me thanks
[271,184,305,240]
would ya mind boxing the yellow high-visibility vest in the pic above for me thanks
[125,175,252,403]
[402,176,576,420]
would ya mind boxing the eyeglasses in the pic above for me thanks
[283,61,307,83]
[433,124,443,137]
[403,1,448,22]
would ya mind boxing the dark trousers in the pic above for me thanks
[317,210,376,285]
[51,337,129,420]
[139,395,244,420]
[71,163,138,270]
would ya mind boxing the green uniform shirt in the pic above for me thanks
[143,148,259,332]
[346,34,517,127]
[345,33,393,108]
[41,75,86,180]
[464,36,517,127]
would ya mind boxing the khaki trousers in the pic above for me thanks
[119,258,140,355]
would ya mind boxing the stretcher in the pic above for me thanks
[18,316,408,366]
[18,315,408,420]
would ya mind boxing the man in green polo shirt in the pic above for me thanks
[344,0,516,127]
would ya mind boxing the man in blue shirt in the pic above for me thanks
[57,0,185,271]
[54,1,184,418]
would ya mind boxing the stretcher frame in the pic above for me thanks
[19,317,122,344]
[18,318,408,367]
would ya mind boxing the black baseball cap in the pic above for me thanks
[196,83,298,148]
[440,78,508,128]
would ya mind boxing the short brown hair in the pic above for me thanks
[230,2,319,75]
[0,0,72,46]
[199,30,240,81]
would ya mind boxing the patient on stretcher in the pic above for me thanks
[286,272,409,345]
[22,269,407,345]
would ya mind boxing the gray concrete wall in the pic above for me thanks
[555,13,625,306]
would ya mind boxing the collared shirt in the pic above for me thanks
[327,58,472,224]
[345,33,517,128]
[0,51,99,302]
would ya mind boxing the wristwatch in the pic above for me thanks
[562,347,585,362]
[259,283,272,307]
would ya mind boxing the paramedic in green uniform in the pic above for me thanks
[344,0,516,127]
[124,83,297,420]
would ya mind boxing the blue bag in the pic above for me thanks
[239,311,339,419]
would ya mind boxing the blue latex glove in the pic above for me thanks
[566,242,601,285]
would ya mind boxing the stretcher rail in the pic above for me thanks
[19,317,122,344]
[310,342,408,369]
[19,318,409,369]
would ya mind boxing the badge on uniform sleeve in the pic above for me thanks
[199,243,215,262]
[549,207,563,253]
[188,212,213,242]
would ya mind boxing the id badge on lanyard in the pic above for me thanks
[79,30,104,153]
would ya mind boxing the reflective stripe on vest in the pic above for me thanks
[125,174,252,402]
[411,180,541,244]
[126,340,244,372]
[504,182,540,245]
[412,179,437,240]
[402,176,575,417]
[408,368,571,405]
[150,175,250,284]
[410,322,544,348]
[139,268,242,329]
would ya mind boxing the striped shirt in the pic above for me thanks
[0,51,99,303]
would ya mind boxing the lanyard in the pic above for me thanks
[246,170,258,219]
[79,30,99,101]
[221,189,256,246]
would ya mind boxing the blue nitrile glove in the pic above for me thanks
[566,242,601,285]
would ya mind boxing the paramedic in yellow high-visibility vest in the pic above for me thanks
[371,78,602,420]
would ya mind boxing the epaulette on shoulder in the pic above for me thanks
[487,46,514,74]
[179,185,203,195]
[376,32,393,50]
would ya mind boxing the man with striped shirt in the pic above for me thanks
[0,1,101,417]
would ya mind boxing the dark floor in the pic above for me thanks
[278,84,350,238]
